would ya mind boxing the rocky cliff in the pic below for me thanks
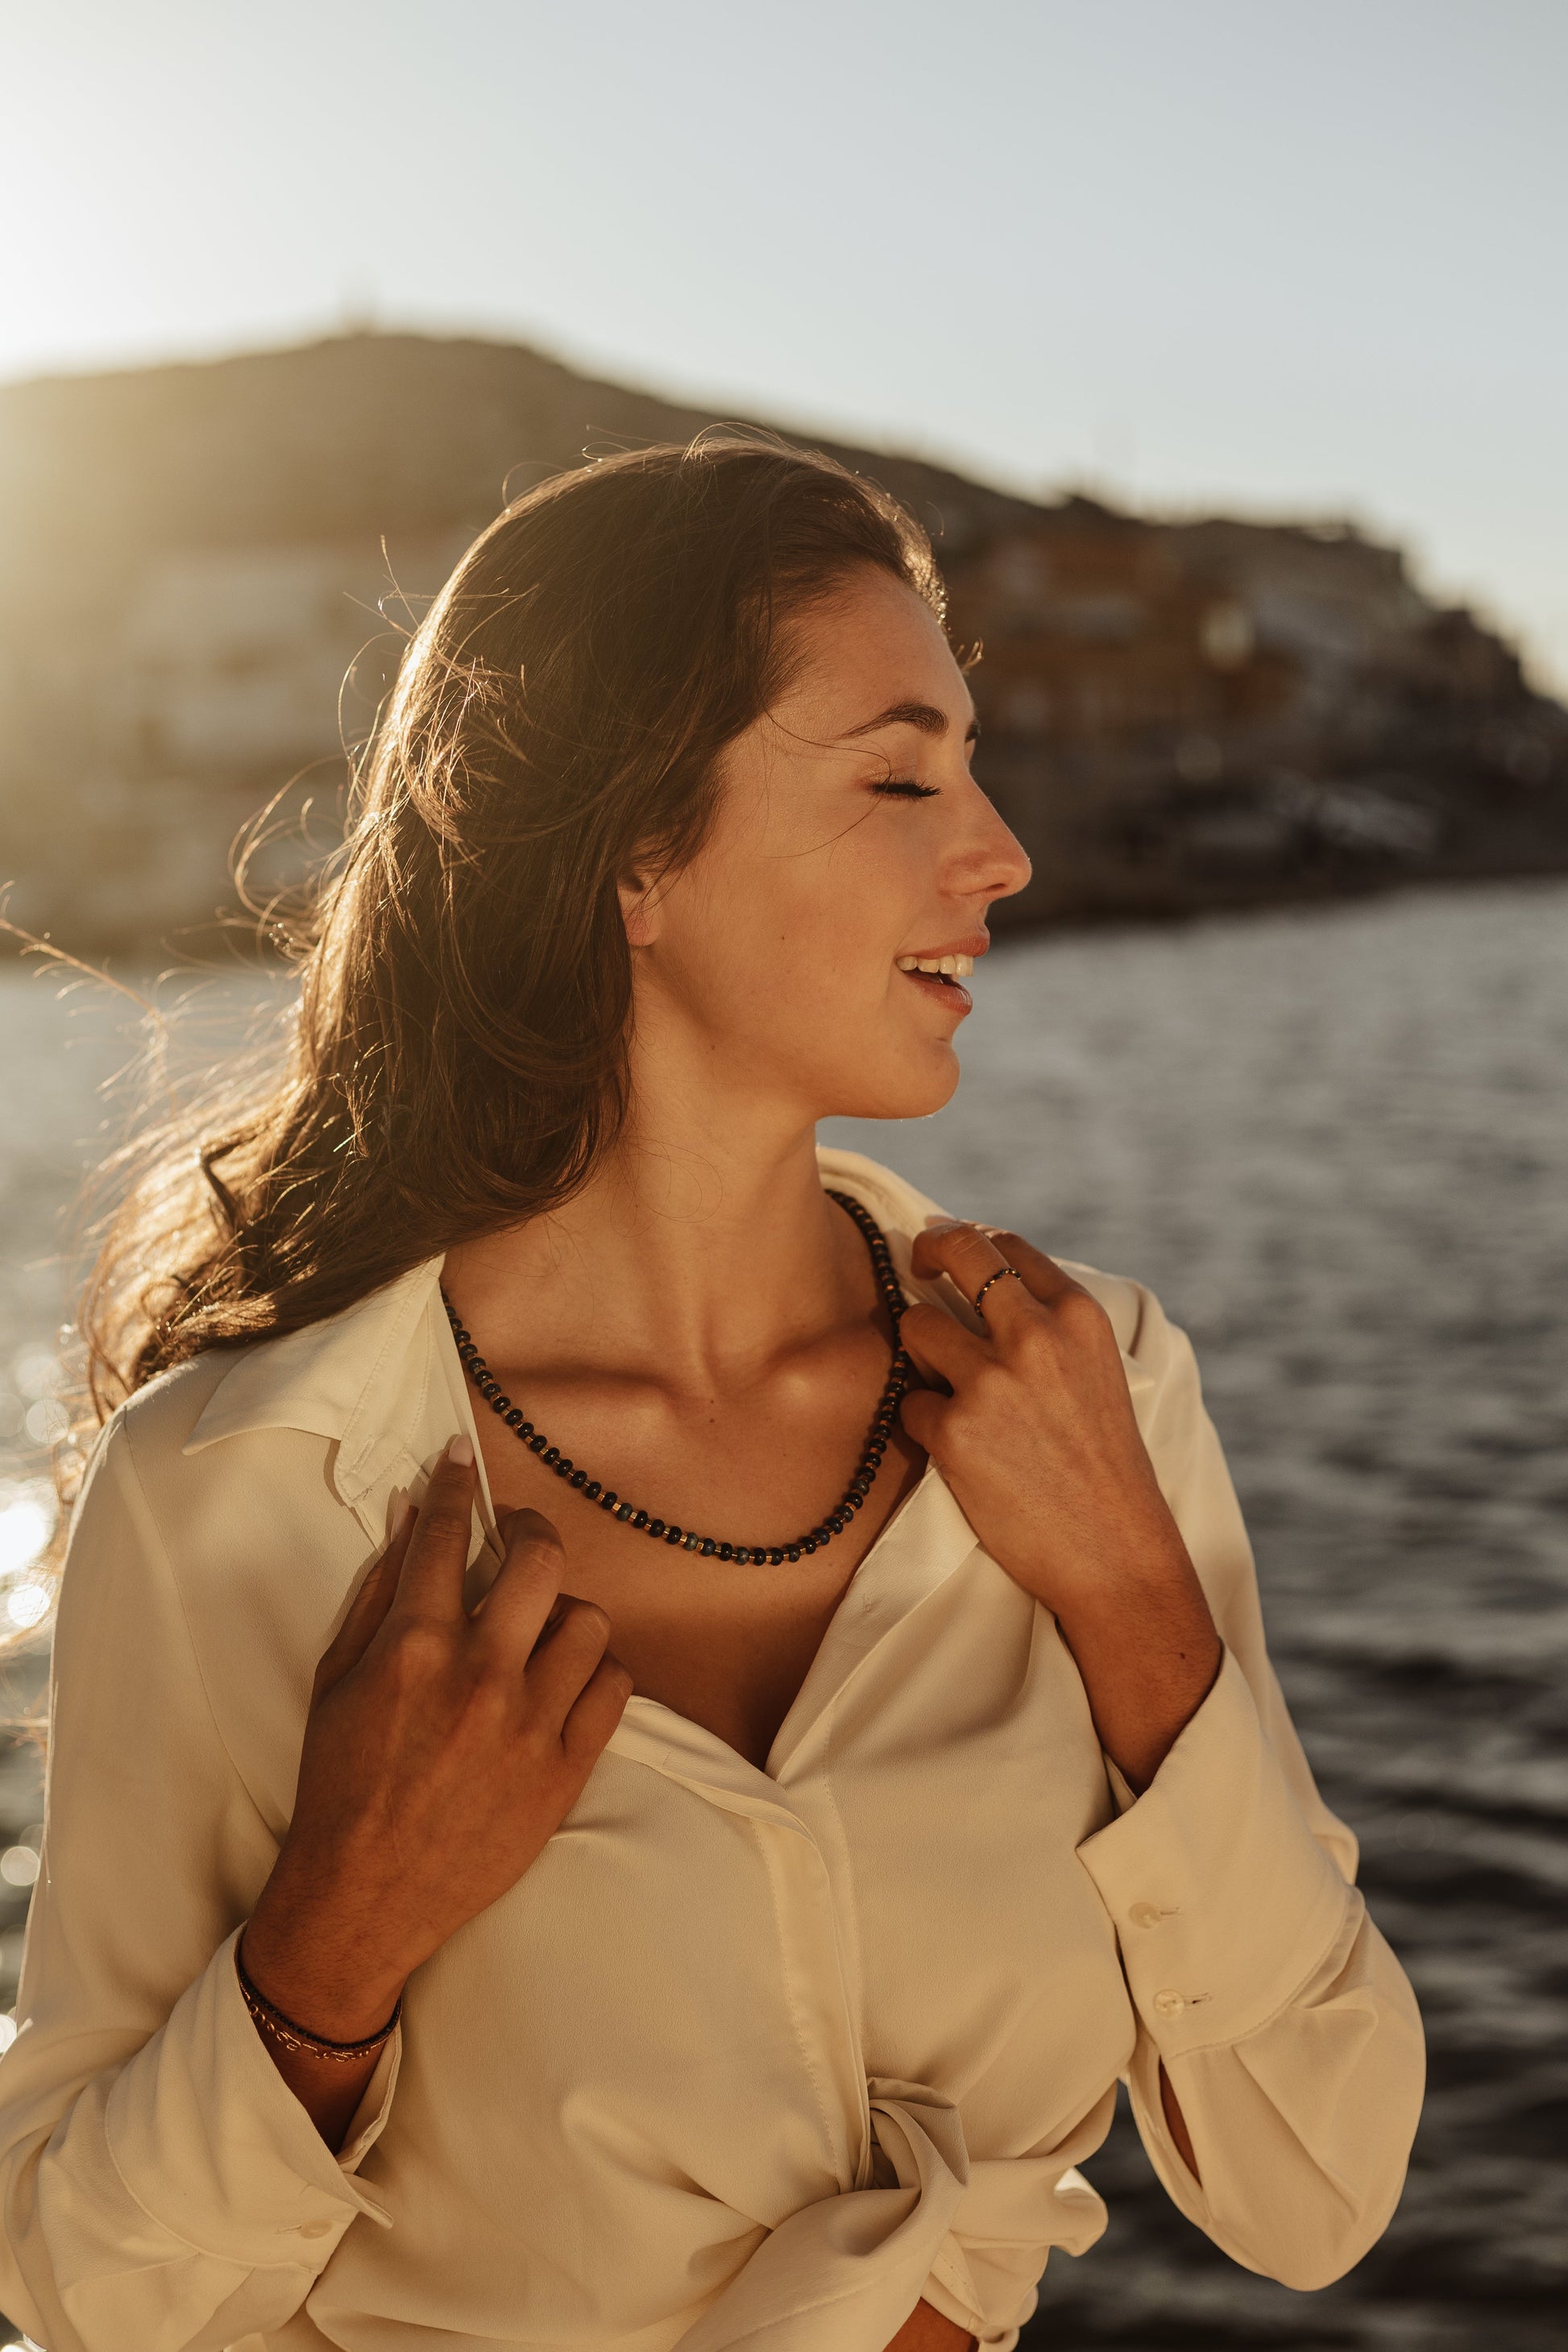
[2,331,1564,948]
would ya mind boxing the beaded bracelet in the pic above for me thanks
[235,1941,401,2064]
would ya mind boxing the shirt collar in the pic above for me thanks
[182,1255,446,1504]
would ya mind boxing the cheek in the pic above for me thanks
[675,832,904,1008]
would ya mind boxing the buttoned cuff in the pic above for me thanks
[1076,1649,1350,2058]
[104,1927,396,2264]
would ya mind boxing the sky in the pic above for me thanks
[2,0,1565,687]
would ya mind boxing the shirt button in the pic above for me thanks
[1152,1988,1186,2018]
[1130,1901,1164,1929]
[298,2219,335,2239]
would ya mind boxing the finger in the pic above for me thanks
[560,1649,635,1769]
[524,1595,613,1725]
[389,1437,479,1621]
[911,1219,1031,1332]
[897,1383,952,1458]
[979,1228,1081,1310]
[475,1508,566,1651]
[897,1300,981,1391]
[313,1504,415,1695]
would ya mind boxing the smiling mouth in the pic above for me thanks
[894,952,975,1014]
[895,953,975,985]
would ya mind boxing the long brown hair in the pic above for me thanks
[81,433,943,1421]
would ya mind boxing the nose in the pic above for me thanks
[958,776,1032,908]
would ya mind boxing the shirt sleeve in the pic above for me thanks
[1075,1288,1425,2292]
[0,1408,398,2352]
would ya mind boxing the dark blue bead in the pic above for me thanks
[786,1546,801,1563]
[543,1448,560,1466]
[633,1510,649,1529]
[529,1433,547,1454]
[504,1408,524,1428]
[768,1549,784,1566]
[665,1526,682,1544]
[616,1503,633,1522]
[584,1479,600,1499]
[570,1470,587,1488]
[700,1539,716,1557]
[648,1518,665,1537]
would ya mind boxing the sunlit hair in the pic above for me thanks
[80,433,943,1419]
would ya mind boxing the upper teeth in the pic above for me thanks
[897,954,974,977]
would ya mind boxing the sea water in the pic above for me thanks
[2,878,1564,2350]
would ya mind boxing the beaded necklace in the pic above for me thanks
[441,1189,912,1566]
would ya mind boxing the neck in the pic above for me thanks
[442,1033,861,1392]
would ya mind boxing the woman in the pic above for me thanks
[0,438,1423,2352]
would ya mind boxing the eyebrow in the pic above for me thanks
[843,699,981,743]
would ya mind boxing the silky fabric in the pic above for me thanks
[0,1148,1424,2350]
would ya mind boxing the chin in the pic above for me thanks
[824,1041,961,1125]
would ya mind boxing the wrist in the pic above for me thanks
[243,1879,410,2045]
[1052,1581,1222,1797]
[1047,1520,1212,1633]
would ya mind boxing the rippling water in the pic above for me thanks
[2,880,1565,2350]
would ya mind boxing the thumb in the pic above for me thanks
[313,1503,415,1699]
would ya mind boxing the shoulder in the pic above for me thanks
[85,1344,329,1522]
[74,1351,243,1545]
[68,1342,357,1643]
[64,1342,389,1779]
[100,1348,241,1470]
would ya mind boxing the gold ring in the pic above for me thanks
[973,1266,1023,1318]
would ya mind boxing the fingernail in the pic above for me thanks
[390,1496,413,1537]
[923,1216,961,1232]
[449,1434,475,1467]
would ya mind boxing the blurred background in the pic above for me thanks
[1,3,1565,2346]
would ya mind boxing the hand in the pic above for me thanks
[898,1222,1220,1790]
[883,2298,976,2350]
[243,1440,633,2046]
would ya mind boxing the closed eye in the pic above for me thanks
[872,779,940,800]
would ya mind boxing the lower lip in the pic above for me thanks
[900,968,973,1015]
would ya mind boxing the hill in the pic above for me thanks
[2,330,1564,948]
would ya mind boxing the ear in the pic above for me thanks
[617,868,664,949]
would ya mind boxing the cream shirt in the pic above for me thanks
[0,1148,1424,2352]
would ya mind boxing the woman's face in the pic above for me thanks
[624,566,1031,1126]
